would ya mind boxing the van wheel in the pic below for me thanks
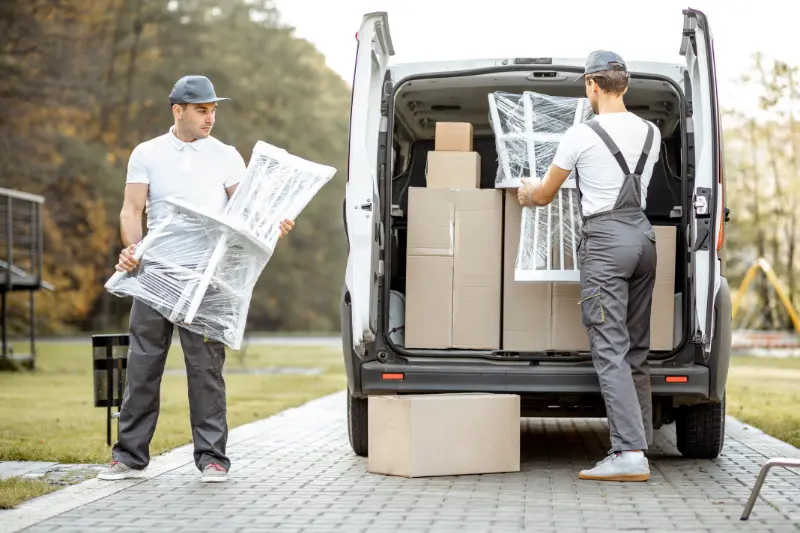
[347,391,368,457]
[676,393,726,459]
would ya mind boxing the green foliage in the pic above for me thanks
[1,0,351,333]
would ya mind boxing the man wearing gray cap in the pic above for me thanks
[518,51,661,482]
[98,75,295,483]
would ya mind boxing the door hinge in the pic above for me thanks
[692,188,712,250]
[693,187,711,217]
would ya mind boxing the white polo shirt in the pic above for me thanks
[126,126,247,231]
[552,112,661,217]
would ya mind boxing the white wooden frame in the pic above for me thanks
[488,92,587,283]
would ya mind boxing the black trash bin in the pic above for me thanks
[92,333,129,445]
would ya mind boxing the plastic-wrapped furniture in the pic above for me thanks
[105,141,337,350]
[488,91,593,282]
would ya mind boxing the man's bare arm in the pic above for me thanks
[520,164,572,207]
[120,183,148,247]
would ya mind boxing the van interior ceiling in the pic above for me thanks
[386,69,688,357]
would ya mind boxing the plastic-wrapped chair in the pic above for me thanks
[105,141,336,350]
[488,90,593,283]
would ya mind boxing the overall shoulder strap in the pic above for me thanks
[633,120,656,176]
[585,119,630,175]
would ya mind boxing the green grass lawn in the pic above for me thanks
[727,354,800,448]
[0,477,58,510]
[0,341,346,464]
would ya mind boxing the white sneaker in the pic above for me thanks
[201,463,228,483]
[97,460,142,480]
[578,451,650,482]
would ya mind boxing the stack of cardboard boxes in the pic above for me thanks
[371,121,679,479]
[404,121,677,353]
[405,122,504,350]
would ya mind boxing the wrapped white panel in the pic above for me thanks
[488,91,592,283]
[105,141,337,349]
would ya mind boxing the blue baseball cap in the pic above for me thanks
[576,50,628,81]
[169,75,230,104]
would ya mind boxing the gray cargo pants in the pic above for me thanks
[577,212,657,452]
[112,298,230,471]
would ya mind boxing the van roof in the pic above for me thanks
[390,58,685,85]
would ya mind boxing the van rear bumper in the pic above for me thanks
[360,360,709,397]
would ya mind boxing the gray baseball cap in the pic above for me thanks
[169,75,230,104]
[576,50,628,81]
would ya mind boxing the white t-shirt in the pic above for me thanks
[126,126,247,230]
[552,112,661,217]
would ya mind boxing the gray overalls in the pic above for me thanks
[576,119,657,452]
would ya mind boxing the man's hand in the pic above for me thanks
[517,178,538,207]
[116,244,139,272]
[278,219,295,239]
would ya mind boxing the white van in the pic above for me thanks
[341,9,731,459]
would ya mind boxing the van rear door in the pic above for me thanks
[680,8,722,354]
[345,12,394,355]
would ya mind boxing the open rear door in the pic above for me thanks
[345,12,394,355]
[680,8,722,354]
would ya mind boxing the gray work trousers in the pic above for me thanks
[578,212,657,452]
[112,298,230,471]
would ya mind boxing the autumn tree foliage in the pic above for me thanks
[1,0,350,334]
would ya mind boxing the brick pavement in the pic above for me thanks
[2,391,799,533]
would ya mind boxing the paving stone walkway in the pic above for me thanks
[1,391,799,533]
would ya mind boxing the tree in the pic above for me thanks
[2,0,352,334]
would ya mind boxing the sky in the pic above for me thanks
[274,0,800,114]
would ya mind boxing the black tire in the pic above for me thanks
[676,393,726,459]
[347,390,368,457]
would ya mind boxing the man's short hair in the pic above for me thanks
[586,70,629,96]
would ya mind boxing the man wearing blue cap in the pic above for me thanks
[98,75,295,483]
[518,51,661,482]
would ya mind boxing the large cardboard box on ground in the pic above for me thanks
[434,122,474,152]
[426,151,481,189]
[405,188,503,349]
[368,393,521,478]
[501,190,677,352]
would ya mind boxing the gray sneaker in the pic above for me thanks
[578,451,650,482]
[97,460,141,481]
[201,463,228,483]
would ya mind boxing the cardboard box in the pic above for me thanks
[551,283,591,351]
[405,188,502,349]
[368,393,520,478]
[501,189,677,353]
[435,122,473,152]
[502,190,551,351]
[426,151,480,189]
[651,225,677,351]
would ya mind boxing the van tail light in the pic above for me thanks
[665,376,688,383]
[382,373,404,381]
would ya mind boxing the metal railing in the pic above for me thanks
[0,187,47,367]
